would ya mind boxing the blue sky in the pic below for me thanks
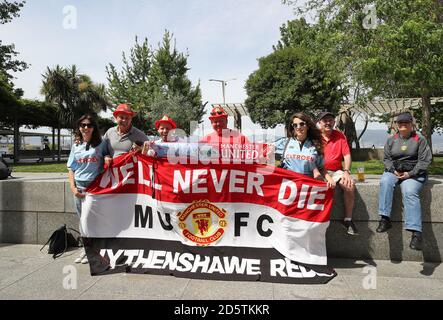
[2,0,303,135]
[2,1,293,101]
[2,0,386,135]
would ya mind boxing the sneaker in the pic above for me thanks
[80,255,89,264]
[410,231,423,251]
[342,220,359,235]
[74,250,86,263]
[376,217,392,233]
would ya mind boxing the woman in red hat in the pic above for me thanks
[155,115,177,143]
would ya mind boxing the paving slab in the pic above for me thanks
[272,275,355,300]
[1,244,442,300]
[343,275,443,300]
[181,279,274,300]
[86,272,190,300]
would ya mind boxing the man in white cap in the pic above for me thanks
[103,103,147,165]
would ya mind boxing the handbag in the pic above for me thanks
[393,160,415,173]
[40,224,81,259]
[0,156,12,180]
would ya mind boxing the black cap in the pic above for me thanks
[396,112,413,122]
[318,111,335,121]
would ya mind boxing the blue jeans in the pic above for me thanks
[74,180,92,218]
[378,172,427,232]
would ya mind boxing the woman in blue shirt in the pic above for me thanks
[276,112,336,189]
[67,114,108,263]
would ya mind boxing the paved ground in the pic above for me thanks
[0,243,442,300]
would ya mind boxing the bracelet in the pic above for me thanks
[343,169,351,173]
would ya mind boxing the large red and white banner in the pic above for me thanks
[82,152,336,284]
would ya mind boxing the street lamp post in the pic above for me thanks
[209,78,236,105]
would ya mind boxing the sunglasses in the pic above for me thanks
[211,111,225,116]
[291,122,306,129]
[80,123,93,129]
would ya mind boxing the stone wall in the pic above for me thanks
[1,176,442,262]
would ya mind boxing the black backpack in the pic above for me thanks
[0,156,11,180]
[40,225,81,259]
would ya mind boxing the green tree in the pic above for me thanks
[0,70,22,128]
[245,20,346,131]
[42,65,109,126]
[276,16,373,148]
[147,93,206,136]
[284,0,443,150]
[106,37,154,130]
[41,65,110,160]
[0,0,27,79]
[0,0,23,22]
[0,0,27,123]
[106,31,204,133]
[0,0,28,162]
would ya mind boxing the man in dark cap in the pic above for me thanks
[318,111,358,236]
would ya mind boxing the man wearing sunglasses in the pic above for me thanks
[318,111,358,236]
[103,104,148,166]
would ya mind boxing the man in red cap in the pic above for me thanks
[200,106,249,144]
[103,103,148,165]
[199,106,252,163]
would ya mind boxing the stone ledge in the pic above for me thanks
[1,175,442,261]
[331,177,443,223]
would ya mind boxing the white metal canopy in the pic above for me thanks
[339,97,443,116]
[211,103,249,117]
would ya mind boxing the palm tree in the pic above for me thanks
[41,65,71,161]
[76,75,109,117]
[41,65,111,161]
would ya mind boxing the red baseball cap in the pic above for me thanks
[209,106,228,121]
[155,115,177,129]
[113,104,136,118]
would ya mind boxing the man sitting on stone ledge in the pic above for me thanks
[318,111,358,236]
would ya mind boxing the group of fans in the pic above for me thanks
[67,104,432,264]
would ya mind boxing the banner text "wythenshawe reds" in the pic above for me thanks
[82,152,336,284]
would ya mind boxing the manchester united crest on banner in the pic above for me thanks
[178,200,227,246]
